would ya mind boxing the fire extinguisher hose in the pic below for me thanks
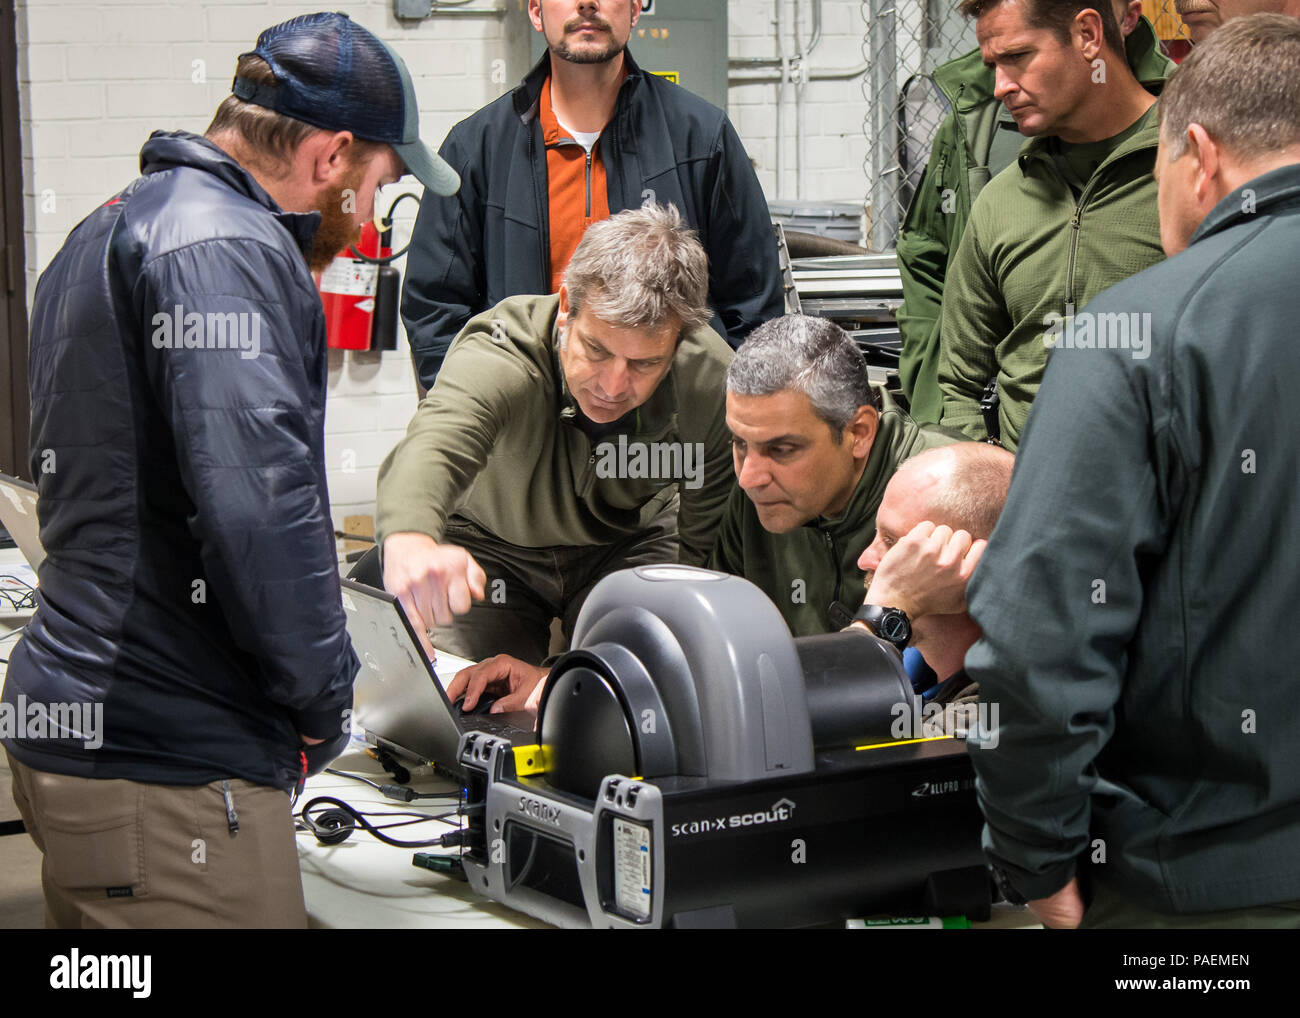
[345,192,423,265]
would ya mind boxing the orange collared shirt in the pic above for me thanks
[540,72,621,293]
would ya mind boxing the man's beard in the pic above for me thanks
[547,13,625,65]
[307,165,367,273]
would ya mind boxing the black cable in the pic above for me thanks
[296,795,465,849]
[297,811,455,834]
[322,767,462,802]
[0,576,36,611]
[323,767,385,792]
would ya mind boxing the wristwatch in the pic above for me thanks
[852,603,913,650]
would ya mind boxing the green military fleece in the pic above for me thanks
[896,18,1171,424]
[708,389,960,636]
[377,293,734,566]
[937,102,1166,450]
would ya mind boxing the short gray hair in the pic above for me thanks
[726,315,877,436]
[902,444,1016,540]
[1160,13,1300,161]
[562,204,711,333]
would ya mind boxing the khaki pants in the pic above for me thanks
[432,500,680,665]
[7,750,307,929]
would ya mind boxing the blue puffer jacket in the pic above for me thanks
[1,131,357,791]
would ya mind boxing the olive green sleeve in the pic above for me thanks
[375,317,532,549]
[937,206,1010,441]
[897,112,964,424]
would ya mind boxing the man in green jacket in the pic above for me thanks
[896,0,1172,424]
[449,315,960,714]
[709,315,960,637]
[377,205,733,666]
[935,0,1169,449]
[966,15,1300,928]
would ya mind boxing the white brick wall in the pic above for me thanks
[13,0,874,532]
[726,0,870,205]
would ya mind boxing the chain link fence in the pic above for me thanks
[860,0,1193,250]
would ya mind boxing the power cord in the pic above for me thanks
[0,576,36,612]
[322,767,460,803]
[296,795,468,849]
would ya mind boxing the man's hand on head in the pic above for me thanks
[446,655,549,716]
[864,521,986,618]
[382,533,488,655]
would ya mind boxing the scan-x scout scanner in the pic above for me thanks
[456,565,990,928]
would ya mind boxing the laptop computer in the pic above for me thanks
[0,474,45,571]
[340,578,537,778]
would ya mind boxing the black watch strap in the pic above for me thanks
[853,603,912,649]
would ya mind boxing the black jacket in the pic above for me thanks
[402,50,782,388]
[2,131,357,791]
[966,163,1300,912]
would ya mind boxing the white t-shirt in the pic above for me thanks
[557,115,601,154]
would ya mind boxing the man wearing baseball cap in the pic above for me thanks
[2,12,453,929]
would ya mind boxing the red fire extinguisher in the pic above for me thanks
[319,192,417,351]
[321,221,384,350]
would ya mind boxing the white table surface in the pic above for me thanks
[295,746,550,929]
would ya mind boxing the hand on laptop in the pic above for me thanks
[448,655,549,715]
[383,533,487,653]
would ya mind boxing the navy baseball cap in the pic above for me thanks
[231,11,459,195]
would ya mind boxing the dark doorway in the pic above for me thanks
[0,0,29,480]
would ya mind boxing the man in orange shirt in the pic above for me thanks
[402,0,782,389]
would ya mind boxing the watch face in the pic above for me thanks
[880,612,910,642]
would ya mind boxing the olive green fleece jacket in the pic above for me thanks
[896,18,1172,425]
[376,293,734,565]
[937,102,1166,450]
[707,389,962,637]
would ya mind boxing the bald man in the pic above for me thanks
[851,443,1015,721]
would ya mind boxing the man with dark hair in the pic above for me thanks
[1,12,456,928]
[708,315,961,638]
[965,13,1300,928]
[400,0,781,390]
[446,313,961,714]
[449,312,967,717]
[934,0,1168,449]
[896,0,1171,423]
[380,204,734,684]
